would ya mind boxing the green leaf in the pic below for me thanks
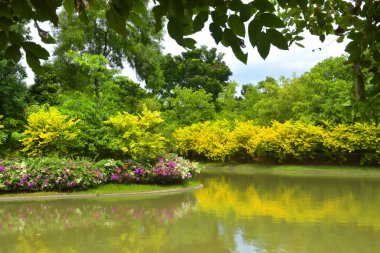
[229,0,243,11]
[112,0,132,17]
[152,5,167,32]
[40,33,57,44]
[256,31,270,59]
[4,45,22,62]
[0,17,12,31]
[209,22,223,44]
[168,0,184,20]
[228,15,245,37]
[63,0,75,13]
[250,0,275,12]
[239,4,253,22]
[0,31,7,49]
[277,0,287,8]
[21,42,50,60]
[0,4,11,17]
[8,31,24,43]
[30,0,60,25]
[231,45,248,64]
[78,11,89,24]
[319,34,325,42]
[133,0,148,15]
[180,38,196,49]
[259,13,285,28]
[266,29,288,50]
[336,35,345,43]
[11,0,33,19]
[193,10,209,33]
[295,42,305,48]
[129,12,146,28]
[223,28,236,47]
[106,8,126,35]
[168,18,183,41]
[25,51,43,74]
[296,0,308,11]
[248,18,262,47]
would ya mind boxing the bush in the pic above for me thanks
[174,120,380,164]
[21,107,80,157]
[0,155,202,193]
[104,105,167,160]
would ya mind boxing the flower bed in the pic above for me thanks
[0,154,201,193]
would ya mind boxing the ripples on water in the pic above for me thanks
[1,171,380,253]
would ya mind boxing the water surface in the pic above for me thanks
[1,170,380,253]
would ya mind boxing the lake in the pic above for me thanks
[1,169,380,253]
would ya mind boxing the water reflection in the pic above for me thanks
[196,174,380,229]
[1,171,380,253]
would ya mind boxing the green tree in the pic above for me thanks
[159,46,232,100]
[293,56,353,123]
[53,2,165,91]
[28,63,62,106]
[163,87,216,127]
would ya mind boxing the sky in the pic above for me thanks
[161,31,349,86]
[25,20,349,90]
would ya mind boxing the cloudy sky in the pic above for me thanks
[161,31,349,86]
[25,21,349,89]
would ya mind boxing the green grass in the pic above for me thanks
[201,162,380,177]
[0,180,202,198]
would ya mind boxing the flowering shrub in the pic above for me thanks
[94,154,202,185]
[0,155,202,193]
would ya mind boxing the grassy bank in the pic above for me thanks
[0,180,201,198]
[202,162,380,177]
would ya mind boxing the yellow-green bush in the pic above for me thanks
[0,115,4,145]
[174,120,379,164]
[174,120,237,161]
[323,122,380,163]
[105,105,166,160]
[21,107,80,156]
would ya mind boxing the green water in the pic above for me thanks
[1,170,380,253]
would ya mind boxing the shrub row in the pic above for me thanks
[0,154,201,193]
[174,121,380,164]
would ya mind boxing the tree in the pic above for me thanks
[163,87,216,127]
[53,2,165,91]
[159,46,232,100]
[28,63,62,106]
[0,0,379,101]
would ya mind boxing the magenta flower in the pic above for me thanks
[0,164,4,172]
[111,174,119,181]
[168,161,176,168]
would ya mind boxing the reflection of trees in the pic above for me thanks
[2,174,380,253]
[0,194,234,253]
[196,175,380,229]
[195,174,380,253]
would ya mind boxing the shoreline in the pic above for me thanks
[0,184,204,202]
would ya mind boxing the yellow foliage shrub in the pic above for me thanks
[105,105,166,160]
[21,107,80,156]
[174,120,379,164]
[174,120,237,161]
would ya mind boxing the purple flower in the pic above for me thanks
[0,164,4,172]
[168,161,176,168]
[111,174,119,181]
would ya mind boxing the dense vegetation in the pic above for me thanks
[0,2,379,194]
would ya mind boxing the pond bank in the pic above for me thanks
[0,182,203,202]
[202,162,380,177]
